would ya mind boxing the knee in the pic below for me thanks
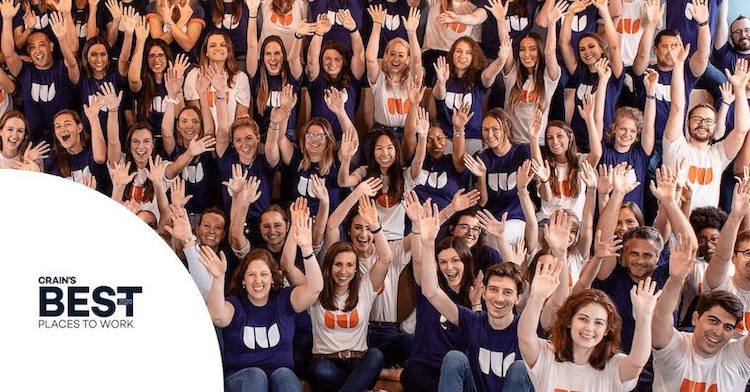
[441,350,470,372]
[226,367,268,392]
[504,360,529,382]
[271,367,297,381]
[364,347,385,367]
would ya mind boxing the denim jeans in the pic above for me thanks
[438,351,477,392]
[504,359,534,392]
[308,348,384,392]
[225,367,302,392]
[401,361,440,392]
[368,321,413,367]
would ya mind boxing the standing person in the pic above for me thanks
[1,0,79,143]
[200,205,323,392]
[520,256,659,391]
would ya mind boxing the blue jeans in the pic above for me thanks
[696,62,728,102]
[368,321,413,367]
[308,348,384,392]
[438,351,476,392]
[504,359,534,392]
[225,367,301,392]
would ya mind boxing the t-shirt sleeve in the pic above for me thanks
[226,295,246,329]
[662,133,688,167]
[722,336,750,378]
[526,340,553,379]
[456,305,478,346]
[652,329,687,377]
[234,72,251,107]
[609,353,639,391]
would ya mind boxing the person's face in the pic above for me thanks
[243,259,274,302]
[732,239,750,281]
[546,126,570,157]
[232,126,259,162]
[147,46,167,74]
[452,41,473,72]
[384,42,409,75]
[692,305,739,357]
[569,302,609,350]
[136,210,158,230]
[206,34,228,62]
[260,211,287,247]
[519,36,539,69]
[87,43,109,74]
[303,124,328,156]
[481,116,507,150]
[687,107,716,143]
[654,36,682,68]
[697,227,720,260]
[438,247,465,291]
[615,207,640,239]
[622,238,661,281]
[263,42,284,76]
[322,48,344,77]
[613,117,638,150]
[130,128,154,167]
[451,215,481,248]
[349,214,374,254]
[53,113,83,152]
[374,135,396,169]
[331,251,358,289]
[28,33,53,68]
[196,212,225,248]
[426,127,447,159]
[1,117,26,154]
[731,19,750,51]
[483,276,519,320]
[578,37,603,66]
[177,110,201,142]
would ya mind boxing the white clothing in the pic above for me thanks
[370,71,411,128]
[184,68,251,123]
[258,0,308,52]
[662,136,730,210]
[503,65,560,144]
[352,166,416,240]
[359,239,411,323]
[617,0,646,67]
[423,0,481,52]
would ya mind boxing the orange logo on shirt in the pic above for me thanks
[386,98,410,115]
[519,88,538,103]
[446,22,467,33]
[553,389,582,392]
[616,18,641,34]
[734,311,750,333]
[324,309,360,329]
[688,166,713,185]
[679,379,718,392]
[271,11,293,26]
[552,180,574,198]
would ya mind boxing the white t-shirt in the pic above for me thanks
[503,65,560,145]
[662,137,730,210]
[359,239,411,323]
[704,276,750,337]
[309,279,379,354]
[617,0,646,67]
[527,341,638,392]
[0,153,16,169]
[652,330,750,392]
[184,68,251,123]
[538,157,587,221]
[352,166,417,240]
[423,0,481,52]
[567,249,587,289]
[370,71,411,128]
[258,0,308,52]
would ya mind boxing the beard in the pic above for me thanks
[734,37,750,52]
[690,126,713,142]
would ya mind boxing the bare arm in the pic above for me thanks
[714,0,729,50]
[705,182,750,289]
[688,0,711,77]
[419,203,460,325]
[519,257,563,368]
[641,69,658,155]
[663,44,689,144]
[365,5,384,85]
[288,204,325,312]
[632,0,662,76]
[723,61,750,160]
[245,0,260,77]
[128,20,148,93]
[619,278,659,383]
[653,235,694,349]
[558,11,577,74]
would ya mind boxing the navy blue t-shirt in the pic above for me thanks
[436,75,488,139]
[206,0,249,56]
[249,72,301,139]
[308,0,365,54]
[280,148,342,216]
[666,0,722,55]
[407,289,464,369]
[479,0,540,59]
[18,61,77,142]
[167,147,220,215]
[96,0,150,60]
[146,2,207,63]
[77,68,127,143]
[566,65,624,151]
[555,4,600,55]
[475,144,530,221]
[455,306,521,392]
[601,141,650,209]
[44,145,108,193]
[413,154,471,210]
[307,72,361,140]
[367,0,411,57]
[222,288,297,377]
[217,149,275,219]
[637,66,700,143]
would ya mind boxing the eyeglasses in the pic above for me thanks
[698,235,720,244]
[304,132,327,141]
[689,116,716,126]
[456,223,482,234]
[148,53,166,60]
[732,28,750,36]
[735,249,750,259]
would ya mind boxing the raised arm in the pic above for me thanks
[577,160,598,256]
[198,246,235,327]
[592,0,623,77]
[573,231,622,294]
[714,0,729,50]
[358,195,393,291]
[519,256,563,368]
[305,15,331,82]
[169,4,203,52]
[619,277,660,383]
[652,234,695,349]
[688,0,711,78]
[650,166,698,248]
[723,59,750,160]
[310,175,329,248]
[409,107,429,180]
[420,199,460,325]
[264,84,296,167]
[244,0,260,77]
[289,22,314,80]
[632,0,663,76]
[225,169,261,254]
[365,5,385,84]
[463,154,489,206]
[161,68,181,156]
[325,177,383,246]
[404,7,423,79]
[543,0,567,80]
[128,17,148,93]
[451,104,470,172]
[558,0,590,74]
[337,128,362,187]
[713,82,733,142]
[663,43,690,144]
[99,82,123,164]
[641,69,658,155]
[482,34,511,88]
[289,199,325,312]
[50,12,80,84]
[104,0,122,47]
[338,10,365,78]
[432,56,449,101]
[596,163,640,280]
[117,7,137,77]
[83,96,108,164]
[581,89,602,166]
[705,179,750,289]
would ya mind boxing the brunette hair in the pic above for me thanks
[0,110,31,156]
[321,40,352,90]
[436,236,475,307]
[227,248,284,297]
[543,121,580,197]
[366,130,404,204]
[211,0,243,25]
[81,36,112,79]
[695,290,745,322]
[296,117,336,175]
[51,110,89,178]
[620,202,645,227]
[123,123,157,203]
[176,106,205,146]
[140,40,173,121]
[550,289,622,370]
[199,31,241,88]
[484,262,525,296]
[319,241,361,312]
[482,108,516,145]
[509,32,547,110]
[256,36,291,115]
[447,37,486,90]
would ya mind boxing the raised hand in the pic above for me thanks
[402,190,424,224]
[314,14,331,36]
[437,10,458,24]
[464,154,487,177]
[434,56,450,84]
[630,277,662,319]
[98,82,123,111]
[690,0,708,25]
[209,63,229,94]
[51,0,72,14]
[516,159,533,189]
[108,160,137,188]
[719,82,735,106]
[577,92,595,121]
[358,194,380,228]
[530,158,551,184]
[0,0,19,21]
[402,7,420,33]
[23,141,51,163]
[544,210,574,253]
[197,246,228,279]
[529,109,544,141]
[292,197,313,248]
[484,0,508,22]
[450,188,481,212]
[731,178,750,216]
[221,163,247,196]
[419,198,441,241]
[643,68,659,95]
[597,164,613,195]
[643,0,665,27]
[175,2,193,27]
[530,256,563,299]
[593,230,622,259]
[569,0,593,14]
[49,12,66,38]
[187,135,217,157]
[305,174,326,202]
[134,15,149,41]
[119,6,137,34]
[164,204,192,241]
[546,0,569,25]
[324,87,345,114]
[170,177,193,207]
[407,76,426,106]
[469,270,485,306]
[337,9,356,32]
[594,57,612,80]
[477,209,507,239]
[668,233,696,280]
[83,173,97,190]
[611,162,639,194]
[498,34,512,62]
[452,103,473,131]
[171,53,189,78]
[579,159,597,189]
[649,165,677,202]
[339,127,359,158]
[235,176,261,206]
[670,42,691,65]
[513,237,528,265]
[416,107,430,137]
[726,58,750,89]
[355,177,384,197]
[83,95,105,119]
[146,155,168,184]
[166,67,185,98]
[368,4,386,26]
[105,0,122,20]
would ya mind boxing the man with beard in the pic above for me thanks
[663,42,750,210]
[713,9,750,135]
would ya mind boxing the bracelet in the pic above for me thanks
[215,96,226,101]
[314,32,322,36]
[183,234,197,246]
[411,230,421,235]
[373,21,382,26]
[722,99,731,106]
[472,303,481,307]
[162,134,175,139]
[303,252,315,260]
[370,225,383,234]
[646,95,656,100]
[249,14,257,19]
[164,97,179,105]
[453,130,465,137]
[107,109,118,113]
[349,27,358,33]
[698,21,708,27]
[540,178,549,184]
[295,32,304,39]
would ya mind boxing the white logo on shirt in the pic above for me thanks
[242,323,281,349]
[267,91,281,107]
[684,2,695,20]
[88,94,108,112]
[323,88,349,107]
[384,14,401,31]
[507,15,529,32]
[418,170,448,189]
[571,14,588,33]
[181,162,205,183]
[653,83,672,102]
[325,10,343,26]
[34,14,50,29]
[478,349,516,377]
[69,166,92,183]
[575,83,594,101]
[444,92,473,111]
[488,172,517,192]
[31,82,56,103]
[296,176,315,197]
[75,21,87,38]
[216,14,241,29]
[151,96,168,113]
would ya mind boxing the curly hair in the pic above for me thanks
[447,37,486,90]
[605,107,644,145]
[690,207,728,234]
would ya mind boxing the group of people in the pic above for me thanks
[2,0,750,390]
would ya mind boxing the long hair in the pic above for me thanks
[436,236,475,307]
[296,117,335,175]
[211,0,243,25]
[227,248,284,298]
[0,110,31,157]
[321,40,351,90]
[544,121,580,197]
[605,107,644,144]
[483,108,516,145]
[270,0,293,14]
[81,36,112,79]
[550,289,622,370]
[123,122,156,203]
[23,0,49,14]
[447,37,486,90]
[508,32,547,111]
[52,110,89,178]
[176,106,205,147]
[381,38,411,87]
[319,241,360,312]
[578,32,608,62]
[139,40,173,121]
[199,31,240,89]
[620,202,645,227]
[257,36,291,115]
[366,129,404,205]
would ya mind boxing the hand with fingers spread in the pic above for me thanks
[579,160,597,189]
[450,188,481,212]
[477,209,507,239]
[309,174,329,202]
[529,256,563,299]
[594,57,612,81]
[171,53,189,78]
[498,35,512,62]
[597,164,613,195]
[690,0,708,25]
[337,9,356,32]
[643,68,659,96]
[530,159,551,184]
[170,177,194,207]
[546,0,569,25]
[222,163,247,196]
[99,82,123,111]
[643,0,664,27]
[484,0,508,21]
[296,21,317,38]
[513,237,528,265]
[611,162,639,194]
[469,270,485,307]
[49,12,67,38]
[0,0,19,21]
[630,276,662,320]
[451,103,473,132]
[187,135,217,157]
[544,210,574,253]
[402,7,420,33]
[407,76,426,106]
[569,0,593,14]
[197,246,228,279]
[368,4,386,26]
[209,63,229,94]
[314,14,331,36]
[166,67,185,98]
[528,109,544,142]
[649,166,677,202]
[464,154,487,177]
[719,82,735,106]
[402,190,424,225]
[237,176,262,206]
[134,15,149,42]
[516,160,533,190]
[669,233,696,281]
[593,230,622,259]
[416,107,430,137]
[356,176,384,198]
[578,92,595,122]
[670,43,691,65]
[419,199,441,242]
[358,194,380,229]
[731,178,750,217]
[108,160,137,188]
[339,127,359,158]
[324,87,345,115]
[83,96,105,120]
[434,56,450,85]
[164,204,193,242]
[292,197,313,249]
[146,155,168,184]
[726,58,750,89]
[119,6,138,34]
[23,141,51,163]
